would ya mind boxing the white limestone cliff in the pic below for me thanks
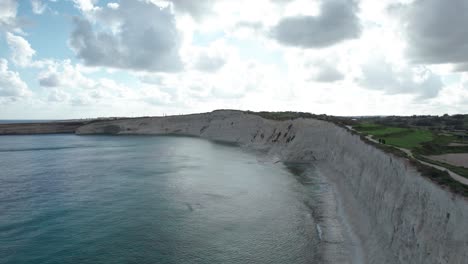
[76,110,468,264]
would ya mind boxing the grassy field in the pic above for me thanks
[354,123,407,135]
[354,120,468,196]
[354,123,433,149]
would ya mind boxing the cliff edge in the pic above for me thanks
[76,110,468,264]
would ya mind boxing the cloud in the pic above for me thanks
[270,0,295,3]
[302,57,345,83]
[140,57,288,104]
[190,42,230,72]
[271,0,361,48]
[72,0,97,12]
[0,0,18,31]
[6,32,36,67]
[31,0,47,14]
[69,0,183,72]
[0,58,31,97]
[454,64,468,72]
[37,60,140,106]
[357,55,443,99]
[48,88,70,102]
[39,73,61,87]
[140,86,172,106]
[194,54,226,72]
[394,0,468,70]
[166,0,215,19]
[312,64,344,82]
[283,48,347,84]
[235,21,264,32]
[38,60,95,89]
[71,96,91,106]
[107,2,119,10]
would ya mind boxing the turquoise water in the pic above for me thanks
[0,135,321,263]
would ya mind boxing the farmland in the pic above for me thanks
[352,117,468,180]
[353,123,434,149]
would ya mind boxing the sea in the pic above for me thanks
[0,134,327,264]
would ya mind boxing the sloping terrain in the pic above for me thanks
[76,110,468,264]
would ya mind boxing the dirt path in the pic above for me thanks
[345,126,468,186]
[397,147,468,185]
[427,154,468,168]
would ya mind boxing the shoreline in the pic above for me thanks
[306,163,366,264]
[320,164,366,264]
[2,110,467,262]
[0,121,87,135]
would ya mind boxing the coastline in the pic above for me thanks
[2,110,467,263]
[0,121,87,135]
[319,165,366,264]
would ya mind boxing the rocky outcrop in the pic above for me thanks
[76,110,468,264]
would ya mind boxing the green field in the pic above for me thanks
[353,121,468,196]
[354,123,434,149]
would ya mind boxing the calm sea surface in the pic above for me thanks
[0,135,323,264]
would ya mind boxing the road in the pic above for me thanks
[345,126,468,186]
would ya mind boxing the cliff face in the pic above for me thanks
[76,110,468,264]
[0,121,86,135]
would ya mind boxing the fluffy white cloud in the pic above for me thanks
[69,0,183,72]
[39,72,61,87]
[48,88,70,102]
[139,53,291,108]
[427,74,468,113]
[357,54,443,99]
[166,0,215,19]
[2,0,468,118]
[37,59,170,108]
[271,0,361,48]
[0,0,18,31]
[0,58,31,98]
[38,60,97,89]
[107,2,119,9]
[31,0,47,14]
[72,0,97,12]
[6,32,36,67]
[185,41,232,72]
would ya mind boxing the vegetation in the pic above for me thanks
[354,123,407,134]
[359,133,468,196]
[386,130,434,149]
[414,154,468,180]
[352,116,468,196]
[362,114,468,131]
[244,111,316,121]
[415,142,468,155]
[244,110,358,127]
[411,158,468,197]
[354,123,433,149]
[242,110,468,196]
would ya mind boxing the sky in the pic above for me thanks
[0,0,468,119]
